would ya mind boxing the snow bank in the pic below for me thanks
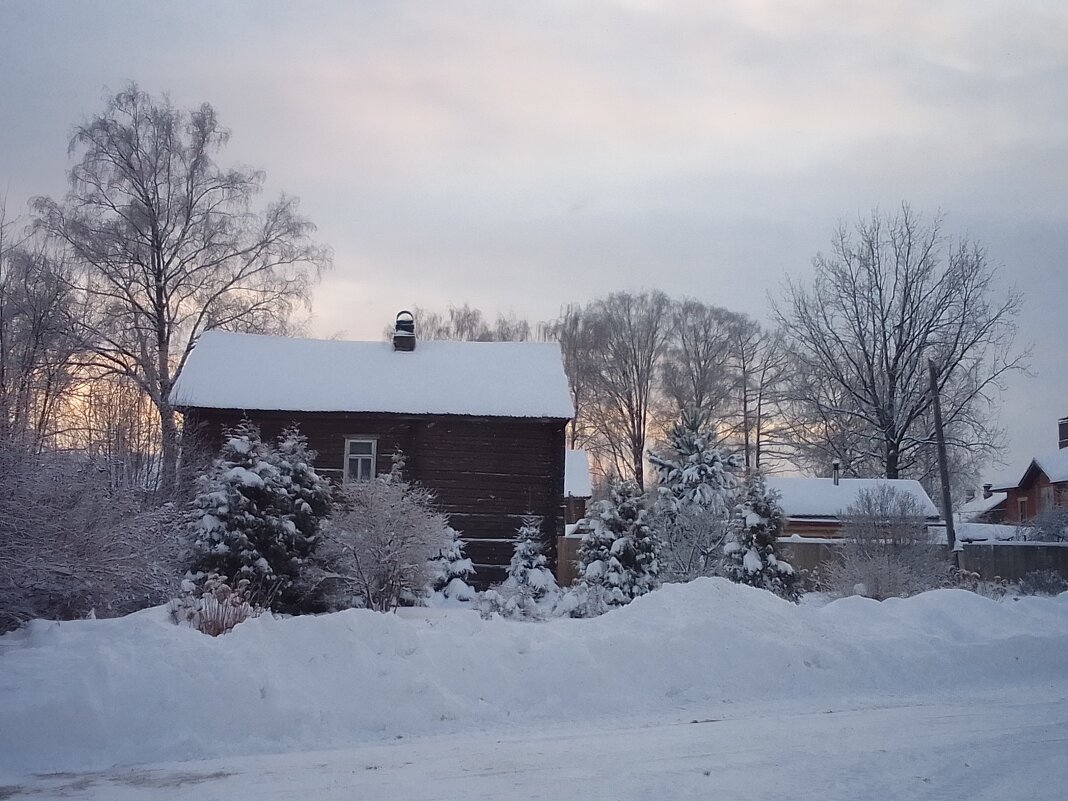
[2,579,1067,774]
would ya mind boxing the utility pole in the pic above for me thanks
[928,358,957,558]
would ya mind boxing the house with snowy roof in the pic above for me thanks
[563,449,592,524]
[991,450,1068,525]
[170,313,575,585]
[766,475,940,539]
[956,486,1007,524]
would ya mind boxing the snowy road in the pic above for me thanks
[7,685,1067,801]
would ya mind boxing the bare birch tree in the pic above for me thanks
[726,316,789,472]
[776,205,1025,480]
[544,303,599,450]
[583,291,671,489]
[0,203,80,448]
[34,84,330,490]
[660,299,736,420]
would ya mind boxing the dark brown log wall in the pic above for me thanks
[181,408,567,586]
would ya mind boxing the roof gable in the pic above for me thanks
[993,450,1068,491]
[765,477,940,520]
[956,491,1007,521]
[1030,451,1068,484]
[170,331,575,420]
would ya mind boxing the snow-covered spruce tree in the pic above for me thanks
[429,527,476,601]
[507,514,556,598]
[483,514,559,618]
[648,407,740,580]
[576,480,660,610]
[188,421,329,611]
[273,425,333,608]
[723,472,800,601]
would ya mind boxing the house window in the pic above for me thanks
[345,439,377,482]
[1040,486,1054,513]
[1017,497,1028,521]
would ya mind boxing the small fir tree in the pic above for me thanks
[480,514,560,619]
[577,480,660,608]
[648,407,740,580]
[430,528,476,600]
[723,472,801,601]
[507,514,556,597]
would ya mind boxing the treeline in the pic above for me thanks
[1,82,1024,508]
[407,212,1024,504]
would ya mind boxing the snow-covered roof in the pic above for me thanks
[951,522,1020,543]
[765,477,940,520]
[955,491,1007,521]
[171,331,574,419]
[564,450,592,498]
[993,450,1068,491]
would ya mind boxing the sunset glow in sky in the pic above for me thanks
[3,0,1066,477]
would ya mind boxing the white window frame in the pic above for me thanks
[344,438,378,482]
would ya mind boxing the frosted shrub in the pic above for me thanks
[169,574,262,636]
[1022,507,1068,543]
[1018,569,1068,596]
[554,581,617,619]
[827,484,949,600]
[0,442,185,632]
[315,478,456,612]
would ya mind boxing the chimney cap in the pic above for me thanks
[395,310,415,333]
[393,310,416,351]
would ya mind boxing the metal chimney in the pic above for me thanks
[832,459,840,486]
[393,310,415,351]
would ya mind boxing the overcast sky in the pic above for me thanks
[2,0,1066,480]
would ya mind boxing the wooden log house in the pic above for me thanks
[170,315,574,586]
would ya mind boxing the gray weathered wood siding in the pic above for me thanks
[181,408,567,586]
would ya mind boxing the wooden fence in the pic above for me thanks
[779,538,1068,583]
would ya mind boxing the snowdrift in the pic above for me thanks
[2,579,1067,774]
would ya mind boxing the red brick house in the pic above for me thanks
[992,450,1068,524]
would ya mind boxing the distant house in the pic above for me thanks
[170,319,574,585]
[564,449,592,524]
[991,451,1068,525]
[766,476,940,538]
[956,485,1008,524]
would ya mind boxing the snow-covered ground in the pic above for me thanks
[7,689,1066,801]
[2,578,1067,799]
